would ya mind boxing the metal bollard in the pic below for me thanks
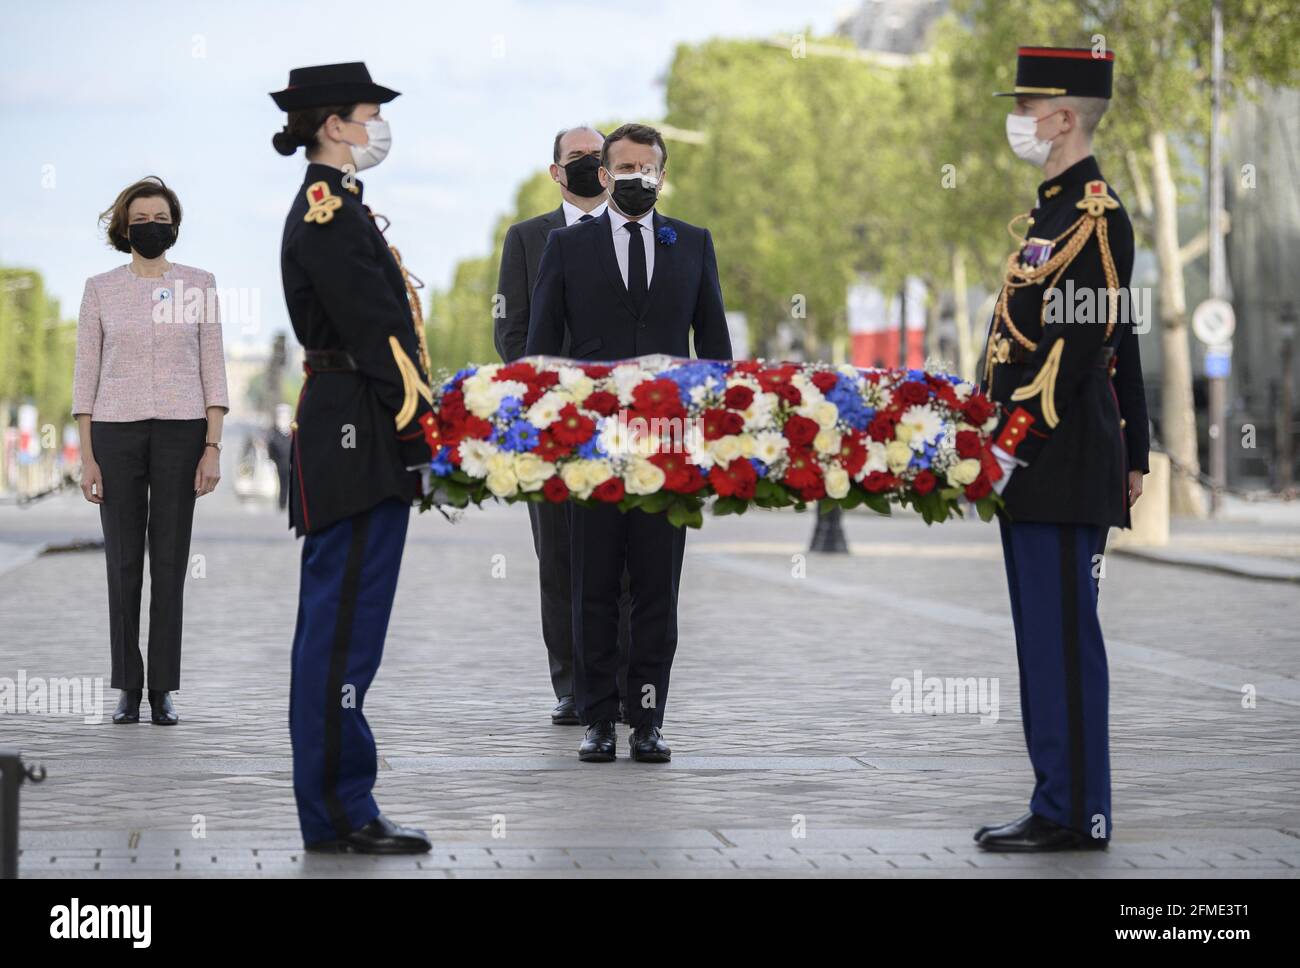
[0,749,46,879]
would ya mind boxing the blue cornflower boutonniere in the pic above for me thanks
[656,224,677,246]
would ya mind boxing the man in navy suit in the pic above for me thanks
[526,123,732,763]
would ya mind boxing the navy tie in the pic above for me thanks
[625,220,647,314]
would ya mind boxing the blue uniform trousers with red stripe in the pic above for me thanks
[289,498,409,846]
[999,518,1112,843]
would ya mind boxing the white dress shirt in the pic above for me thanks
[561,198,607,226]
[607,205,656,288]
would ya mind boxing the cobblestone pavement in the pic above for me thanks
[3,446,1298,878]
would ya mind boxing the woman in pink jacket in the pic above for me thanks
[73,176,230,726]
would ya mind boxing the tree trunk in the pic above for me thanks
[1149,129,1206,518]
[951,246,976,382]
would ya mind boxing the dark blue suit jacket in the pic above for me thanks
[524,210,733,362]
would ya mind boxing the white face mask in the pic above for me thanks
[1005,112,1056,168]
[342,117,392,171]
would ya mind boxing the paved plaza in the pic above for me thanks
[3,431,1298,878]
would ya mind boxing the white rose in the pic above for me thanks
[825,465,851,499]
[949,458,981,486]
[710,434,743,463]
[860,440,888,478]
[814,428,842,456]
[886,440,913,474]
[514,453,554,491]
[813,400,840,430]
[561,461,595,499]
[624,457,667,495]
[486,468,518,498]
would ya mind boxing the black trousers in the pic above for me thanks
[527,501,629,701]
[92,419,207,691]
[569,505,685,728]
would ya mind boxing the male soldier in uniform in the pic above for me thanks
[976,46,1150,851]
[270,62,435,853]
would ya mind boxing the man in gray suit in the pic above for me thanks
[495,125,629,725]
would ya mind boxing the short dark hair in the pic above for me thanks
[601,123,667,171]
[272,103,358,157]
[552,125,606,164]
[99,176,183,253]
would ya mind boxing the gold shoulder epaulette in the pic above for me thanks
[303,181,342,225]
[1077,180,1119,217]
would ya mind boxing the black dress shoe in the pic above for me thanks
[551,695,580,725]
[578,720,617,762]
[112,689,142,724]
[977,812,1107,852]
[304,813,432,855]
[629,724,671,763]
[147,690,178,725]
[974,811,1031,842]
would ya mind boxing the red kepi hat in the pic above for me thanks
[993,46,1114,99]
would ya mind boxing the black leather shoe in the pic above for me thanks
[974,811,1031,842]
[147,690,178,725]
[977,813,1107,852]
[629,724,671,763]
[551,696,580,725]
[112,689,142,724]
[304,814,432,854]
[578,720,617,762]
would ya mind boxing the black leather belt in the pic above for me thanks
[304,350,358,373]
[1004,342,1116,369]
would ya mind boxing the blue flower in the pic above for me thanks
[497,420,538,453]
[749,457,768,478]
[657,224,677,246]
[429,445,454,476]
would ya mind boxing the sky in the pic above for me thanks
[2,0,853,349]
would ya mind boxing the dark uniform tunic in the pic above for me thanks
[279,162,434,845]
[978,154,1150,843]
[281,162,433,537]
[981,154,1149,528]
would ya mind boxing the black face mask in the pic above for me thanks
[562,154,604,198]
[127,222,176,259]
[609,173,659,218]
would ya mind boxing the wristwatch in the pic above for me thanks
[204,441,222,452]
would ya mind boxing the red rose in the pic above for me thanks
[463,415,493,440]
[709,458,757,500]
[593,477,625,503]
[867,413,898,442]
[898,381,930,405]
[581,364,612,379]
[773,382,802,406]
[723,385,754,410]
[965,475,992,501]
[963,395,996,425]
[811,370,839,393]
[862,471,899,493]
[495,362,538,383]
[955,430,982,459]
[583,391,620,416]
[799,480,826,501]
[702,408,744,440]
[912,469,937,495]
[934,382,959,408]
[550,404,596,446]
[631,378,686,420]
[756,365,797,393]
[542,476,569,503]
[783,413,819,447]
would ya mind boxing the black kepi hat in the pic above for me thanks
[993,46,1114,99]
[270,61,400,111]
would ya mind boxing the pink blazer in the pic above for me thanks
[73,263,230,420]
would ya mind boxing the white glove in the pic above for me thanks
[990,444,1021,496]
